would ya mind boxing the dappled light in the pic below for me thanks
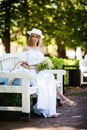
[0,0,86,56]
[66,50,75,59]
[13,126,78,130]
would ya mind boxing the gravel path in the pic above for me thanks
[0,86,87,130]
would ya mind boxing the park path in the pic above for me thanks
[0,86,87,130]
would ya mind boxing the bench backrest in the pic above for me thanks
[0,53,38,114]
[0,53,21,71]
[80,59,87,72]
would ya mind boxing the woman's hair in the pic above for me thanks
[27,34,40,46]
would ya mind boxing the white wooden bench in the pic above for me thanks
[0,53,66,118]
[80,59,87,86]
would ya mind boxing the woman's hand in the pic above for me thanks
[21,62,39,72]
[30,65,38,72]
[21,62,30,70]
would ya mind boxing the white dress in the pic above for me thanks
[20,49,57,118]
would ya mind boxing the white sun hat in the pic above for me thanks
[27,28,44,39]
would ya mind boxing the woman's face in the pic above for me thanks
[31,33,40,46]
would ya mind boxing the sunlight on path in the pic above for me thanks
[14,126,77,130]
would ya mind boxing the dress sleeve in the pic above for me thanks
[19,52,27,62]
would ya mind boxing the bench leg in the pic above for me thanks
[57,99,62,107]
[21,113,31,121]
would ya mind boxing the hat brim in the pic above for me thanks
[27,31,44,39]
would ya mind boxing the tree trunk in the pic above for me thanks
[58,45,67,58]
[2,0,11,53]
[2,30,10,53]
[57,40,67,58]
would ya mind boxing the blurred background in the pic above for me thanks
[0,0,87,59]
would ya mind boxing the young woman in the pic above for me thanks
[20,28,76,118]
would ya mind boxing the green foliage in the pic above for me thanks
[63,59,79,66]
[51,58,64,69]
[51,58,79,69]
[0,93,21,106]
[0,0,87,54]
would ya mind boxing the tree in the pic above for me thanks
[0,0,87,57]
[0,0,29,53]
[0,0,11,53]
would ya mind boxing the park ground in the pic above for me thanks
[0,85,87,130]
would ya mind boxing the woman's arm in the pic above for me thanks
[21,62,30,70]
[21,62,38,71]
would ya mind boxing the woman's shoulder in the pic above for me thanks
[23,46,30,51]
[37,47,43,52]
[23,46,44,55]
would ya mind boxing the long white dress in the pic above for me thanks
[20,49,57,118]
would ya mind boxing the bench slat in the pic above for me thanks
[0,71,34,79]
[0,106,22,111]
[0,86,21,93]
[80,59,87,85]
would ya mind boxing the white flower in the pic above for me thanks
[37,57,54,71]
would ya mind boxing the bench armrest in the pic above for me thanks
[0,71,34,80]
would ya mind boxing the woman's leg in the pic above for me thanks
[56,87,76,106]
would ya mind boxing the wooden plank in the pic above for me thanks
[0,86,21,93]
[0,106,22,111]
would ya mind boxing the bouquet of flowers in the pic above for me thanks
[37,57,54,71]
